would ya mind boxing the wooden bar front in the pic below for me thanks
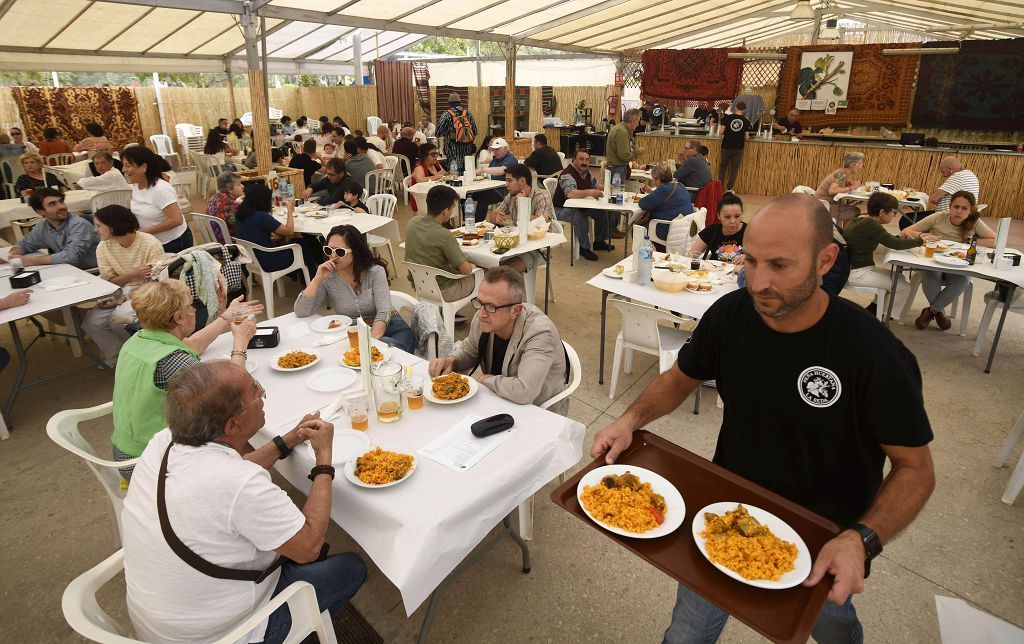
[636,134,1024,219]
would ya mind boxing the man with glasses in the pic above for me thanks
[7,187,99,270]
[428,266,569,414]
[8,127,38,154]
[302,157,348,206]
[673,138,712,190]
[552,148,611,261]
[122,361,367,643]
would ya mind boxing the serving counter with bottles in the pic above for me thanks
[634,133,1024,219]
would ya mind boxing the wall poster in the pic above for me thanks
[797,52,853,108]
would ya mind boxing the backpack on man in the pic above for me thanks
[447,108,475,144]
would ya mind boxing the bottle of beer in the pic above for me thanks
[966,234,978,265]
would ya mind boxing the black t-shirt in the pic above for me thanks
[289,153,322,186]
[677,290,933,526]
[721,114,751,150]
[485,334,510,376]
[777,117,803,134]
[635,107,653,133]
[523,146,563,176]
[697,222,746,261]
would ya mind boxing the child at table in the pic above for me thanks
[329,180,368,213]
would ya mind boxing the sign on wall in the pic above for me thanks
[796,51,853,108]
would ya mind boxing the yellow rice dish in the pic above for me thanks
[580,471,667,534]
[343,345,384,367]
[354,447,414,485]
[431,373,470,400]
[700,504,797,581]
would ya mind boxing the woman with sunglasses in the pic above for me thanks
[410,142,448,213]
[295,224,414,353]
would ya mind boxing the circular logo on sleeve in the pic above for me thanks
[797,366,842,408]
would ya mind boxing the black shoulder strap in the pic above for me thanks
[157,443,283,583]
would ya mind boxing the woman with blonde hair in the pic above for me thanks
[14,152,65,195]
[110,280,261,479]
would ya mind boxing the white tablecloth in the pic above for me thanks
[461,232,566,268]
[836,190,930,210]
[406,178,505,214]
[563,193,644,224]
[0,190,97,228]
[587,267,739,320]
[883,247,1024,289]
[0,253,117,324]
[203,313,585,614]
[272,208,401,244]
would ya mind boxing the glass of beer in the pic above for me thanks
[345,391,369,431]
[347,325,359,350]
[403,375,424,410]
[924,241,937,258]
[371,361,404,423]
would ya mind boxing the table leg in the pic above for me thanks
[543,248,551,314]
[623,213,630,259]
[985,284,1015,374]
[599,289,609,385]
[885,265,901,326]
[62,306,82,357]
[569,220,574,267]
[3,321,29,425]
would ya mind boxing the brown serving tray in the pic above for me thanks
[551,430,840,644]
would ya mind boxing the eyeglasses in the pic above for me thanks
[471,297,517,313]
[235,379,266,416]
[322,246,349,258]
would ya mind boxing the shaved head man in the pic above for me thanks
[592,192,934,643]
[928,155,979,212]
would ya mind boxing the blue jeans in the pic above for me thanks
[555,206,610,250]
[921,271,971,312]
[382,314,415,354]
[261,552,368,644]
[662,584,863,644]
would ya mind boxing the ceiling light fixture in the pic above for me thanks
[882,47,961,56]
[819,18,840,39]
[790,0,816,20]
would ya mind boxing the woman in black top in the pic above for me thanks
[689,193,746,264]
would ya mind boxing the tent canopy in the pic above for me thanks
[0,0,1020,73]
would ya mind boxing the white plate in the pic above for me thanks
[460,239,482,247]
[217,355,257,373]
[691,502,812,589]
[682,283,720,294]
[311,315,353,334]
[576,465,685,539]
[340,344,391,370]
[306,367,358,393]
[701,259,730,271]
[344,446,416,488]
[304,429,370,466]
[602,266,625,279]
[933,256,968,267]
[423,374,479,404]
[270,348,321,372]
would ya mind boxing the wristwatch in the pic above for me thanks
[272,435,291,460]
[850,523,883,578]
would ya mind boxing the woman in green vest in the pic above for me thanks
[112,279,260,480]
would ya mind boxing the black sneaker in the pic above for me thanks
[593,241,616,251]
[580,248,599,261]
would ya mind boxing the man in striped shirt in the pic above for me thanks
[928,156,980,212]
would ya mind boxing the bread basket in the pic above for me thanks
[493,227,521,249]
[652,271,688,293]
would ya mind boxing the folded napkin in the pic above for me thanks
[317,334,345,346]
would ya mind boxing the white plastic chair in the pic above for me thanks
[366,194,398,277]
[899,273,973,336]
[1,156,24,199]
[150,134,180,168]
[62,550,338,644]
[233,238,310,319]
[89,188,132,213]
[404,262,483,342]
[45,152,76,166]
[995,410,1024,504]
[518,340,581,541]
[389,290,440,360]
[649,207,706,256]
[11,216,42,241]
[972,288,1024,357]
[46,401,137,546]
[403,175,417,208]
[366,116,382,134]
[543,176,558,200]
[45,165,76,189]
[192,213,231,246]
[608,298,696,406]
[365,169,394,196]
[844,284,887,322]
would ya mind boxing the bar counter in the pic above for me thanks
[635,133,1024,219]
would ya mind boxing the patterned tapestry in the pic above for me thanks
[11,86,143,149]
[412,62,431,116]
[911,38,1024,131]
[776,43,918,128]
[641,48,744,102]
[434,85,469,123]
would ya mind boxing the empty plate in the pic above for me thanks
[306,367,358,393]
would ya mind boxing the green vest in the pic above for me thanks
[111,329,198,457]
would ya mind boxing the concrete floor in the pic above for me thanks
[1,193,1022,643]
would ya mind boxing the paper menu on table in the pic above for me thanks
[994,217,1010,264]
[516,196,530,244]
[418,414,516,472]
[358,317,372,402]
[464,155,476,184]
[603,169,611,199]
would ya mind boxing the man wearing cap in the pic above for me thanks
[472,137,517,213]
[435,91,478,172]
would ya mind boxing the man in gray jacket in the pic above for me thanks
[428,266,569,415]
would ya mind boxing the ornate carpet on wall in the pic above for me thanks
[641,48,744,102]
[911,38,1024,131]
[434,86,469,123]
[776,43,918,128]
[11,86,143,149]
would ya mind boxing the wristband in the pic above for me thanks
[272,435,291,459]
[231,349,248,358]
[308,464,335,481]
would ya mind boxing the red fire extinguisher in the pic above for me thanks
[607,95,619,117]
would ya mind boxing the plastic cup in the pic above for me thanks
[347,326,359,350]
[345,391,369,431]
[404,376,424,410]
[924,242,936,258]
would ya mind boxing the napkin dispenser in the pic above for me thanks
[247,326,280,349]
[10,270,41,288]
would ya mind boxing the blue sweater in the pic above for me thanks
[639,183,693,240]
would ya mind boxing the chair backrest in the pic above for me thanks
[403,175,414,191]
[150,134,174,155]
[405,261,459,304]
[45,152,75,166]
[543,177,558,199]
[11,217,42,241]
[365,169,394,196]
[389,290,418,318]
[90,189,133,213]
[396,154,412,179]
[44,166,74,188]
[192,213,231,245]
[122,142,140,150]
[381,154,400,178]
[540,341,582,411]
[791,185,816,195]
[366,193,397,219]
[610,297,687,354]
[1,156,24,192]
[367,116,383,134]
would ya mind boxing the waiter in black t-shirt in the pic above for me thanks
[593,194,935,644]
[636,99,654,134]
[717,102,751,192]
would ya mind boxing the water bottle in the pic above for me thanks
[637,234,654,285]
[464,196,476,233]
